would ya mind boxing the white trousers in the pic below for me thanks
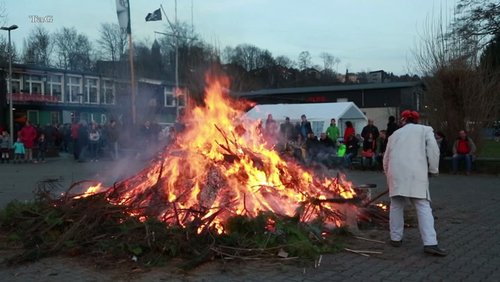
[390,196,438,246]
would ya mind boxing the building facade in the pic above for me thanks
[1,64,185,136]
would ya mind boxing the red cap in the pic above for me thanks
[401,110,420,122]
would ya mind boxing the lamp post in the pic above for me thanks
[1,24,18,146]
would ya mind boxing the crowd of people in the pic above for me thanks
[0,118,177,164]
[260,113,477,174]
[261,114,387,170]
[0,113,478,177]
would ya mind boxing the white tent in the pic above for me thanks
[245,102,368,140]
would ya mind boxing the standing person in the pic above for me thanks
[361,119,379,141]
[375,130,387,169]
[361,132,377,169]
[88,123,101,162]
[386,116,399,138]
[299,114,313,141]
[0,131,11,163]
[264,114,278,144]
[383,110,447,256]
[451,130,476,175]
[264,114,277,135]
[279,117,295,143]
[106,120,120,160]
[77,121,89,162]
[12,137,25,164]
[18,120,38,163]
[435,131,449,171]
[343,121,355,142]
[70,120,81,160]
[35,133,48,163]
[326,118,340,146]
[61,123,71,152]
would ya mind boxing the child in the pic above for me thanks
[0,131,11,163]
[13,137,25,164]
[36,133,48,163]
[88,123,101,162]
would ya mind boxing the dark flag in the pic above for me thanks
[145,8,162,21]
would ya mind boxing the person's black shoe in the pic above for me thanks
[389,240,402,247]
[424,245,448,257]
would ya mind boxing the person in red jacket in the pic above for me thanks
[18,120,38,163]
[343,121,355,142]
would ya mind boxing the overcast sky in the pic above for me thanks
[2,0,458,75]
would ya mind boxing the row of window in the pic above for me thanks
[8,72,186,108]
[9,73,115,105]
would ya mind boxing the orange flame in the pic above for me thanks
[103,74,356,233]
[73,183,104,199]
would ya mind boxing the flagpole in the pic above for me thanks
[159,3,179,119]
[174,0,180,119]
[115,0,136,124]
[128,2,136,125]
[129,33,136,125]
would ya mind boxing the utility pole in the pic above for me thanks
[1,24,19,146]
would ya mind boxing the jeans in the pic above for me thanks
[37,149,46,162]
[362,156,377,168]
[89,142,99,160]
[452,154,472,173]
[344,153,356,167]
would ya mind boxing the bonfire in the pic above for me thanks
[85,75,359,232]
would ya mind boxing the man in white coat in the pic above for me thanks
[383,110,447,256]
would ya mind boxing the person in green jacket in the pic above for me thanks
[326,118,340,147]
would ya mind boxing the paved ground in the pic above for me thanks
[0,154,499,281]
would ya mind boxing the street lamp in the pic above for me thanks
[1,24,18,146]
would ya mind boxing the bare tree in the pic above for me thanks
[22,26,52,66]
[97,23,127,61]
[53,27,94,71]
[451,0,500,50]
[413,13,500,146]
[297,51,312,70]
[319,52,335,72]
[275,55,295,68]
[222,43,275,71]
[0,36,18,65]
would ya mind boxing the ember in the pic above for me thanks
[80,75,358,233]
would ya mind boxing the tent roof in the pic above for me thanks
[245,102,367,121]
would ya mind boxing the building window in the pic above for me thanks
[27,110,39,125]
[86,77,99,104]
[11,73,21,93]
[23,74,44,94]
[102,80,115,104]
[48,74,63,102]
[50,111,60,124]
[67,75,82,103]
[164,88,175,107]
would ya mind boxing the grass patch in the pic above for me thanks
[478,139,500,158]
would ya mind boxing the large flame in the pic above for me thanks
[89,75,356,233]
